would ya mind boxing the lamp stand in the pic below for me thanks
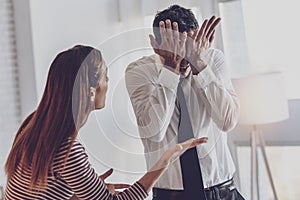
[251,125,278,200]
[251,125,258,200]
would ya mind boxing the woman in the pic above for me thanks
[4,45,207,199]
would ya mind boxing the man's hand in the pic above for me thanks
[99,168,131,194]
[149,19,187,74]
[186,16,221,74]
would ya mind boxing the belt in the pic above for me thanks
[205,179,236,199]
[153,179,235,199]
[152,188,183,199]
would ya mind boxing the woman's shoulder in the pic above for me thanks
[55,138,87,161]
[60,137,83,147]
[53,138,89,173]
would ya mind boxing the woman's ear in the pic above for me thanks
[90,87,96,102]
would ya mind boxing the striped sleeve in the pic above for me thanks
[60,141,148,200]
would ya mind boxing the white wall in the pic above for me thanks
[29,0,129,98]
[26,0,153,198]
[3,0,154,194]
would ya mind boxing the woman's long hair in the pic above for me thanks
[5,45,103,188]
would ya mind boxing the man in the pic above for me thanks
[125,5,244,200]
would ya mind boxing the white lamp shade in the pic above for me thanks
[232,72,289,125]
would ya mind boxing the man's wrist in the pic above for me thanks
[163,60,180,75]
[190,62,207,75]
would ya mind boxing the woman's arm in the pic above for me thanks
[137,137,208,193]
[65,138,207,199]
[60,141,147,200]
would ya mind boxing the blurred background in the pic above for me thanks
[0,0,299,199]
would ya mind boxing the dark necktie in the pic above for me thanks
[177,78,207,199]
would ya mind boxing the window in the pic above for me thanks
[218,0,250,77]
[218,0,300,99]
[219,1,300,199]
[0,0,21,187]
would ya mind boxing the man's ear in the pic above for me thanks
[90,87,96,102]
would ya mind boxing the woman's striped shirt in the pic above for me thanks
[5,140,148,200]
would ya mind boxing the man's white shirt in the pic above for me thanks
[125,48,240,189]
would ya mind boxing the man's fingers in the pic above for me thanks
[149,34,161,55]
[159,21,167,44]
[173,22,179,35]
[204,16,216,35]
[99,168,113,180]
[173,22,179,54]
[187,30,195,38]
[165,19,173,45]
[179,31,187,55]
[189,29,198,41]
[196,20,208,42]
[186,30,197,56]
[149,34,158,49]
[206,17,221,38]
[182,33,188,48]
[208,30,215,43]
[173,22,179,42]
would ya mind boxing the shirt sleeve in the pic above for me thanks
[60,141,148,200]
[193,49,240,132]
[125,60,180,142]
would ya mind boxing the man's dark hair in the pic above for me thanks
[153,5,199,44]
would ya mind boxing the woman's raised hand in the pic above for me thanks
[151,137,208,171]
[99,168,131,194]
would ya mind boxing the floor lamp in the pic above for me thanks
[232,72,289,200]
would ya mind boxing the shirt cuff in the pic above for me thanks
[133,182,149,199]
[157,67,180,89]
[196,65,217,88]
